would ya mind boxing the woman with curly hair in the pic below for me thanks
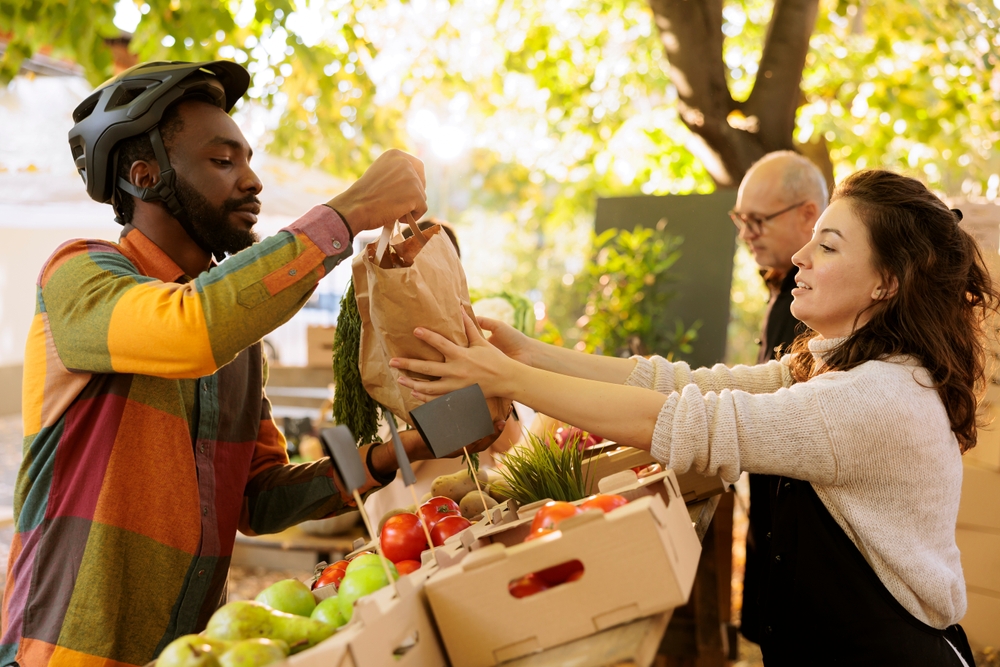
[393,170,992,665]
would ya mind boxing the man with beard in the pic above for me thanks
[2,61,503,667]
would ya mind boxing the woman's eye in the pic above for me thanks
[819,244,834,253]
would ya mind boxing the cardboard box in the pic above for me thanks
[956,528,1000,595]
[306,325,337,369]
[581,445,727,502]
[285,566,447,667]
[963,590,1000,651]
[424,470,701,667]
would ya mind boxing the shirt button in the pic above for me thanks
[775,554,782,562]
[288,268,297,276]
[783,482,791,489]
[766,531,772,540]
[203,385,209,392]
[202,506,209,516]
[199,444,205,453]
[333,239,342,250]
[198,569,205,576]
[765,626,773,635]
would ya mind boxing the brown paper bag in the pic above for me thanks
[352,219,512,427]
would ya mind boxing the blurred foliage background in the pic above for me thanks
[4,0,999,360]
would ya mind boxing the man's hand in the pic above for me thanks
[325,149,427,238]
[367,419,508,478]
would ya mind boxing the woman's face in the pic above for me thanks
[790,199,886,339]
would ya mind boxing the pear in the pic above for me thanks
[255,578,316,616]
[157,634,227,667]
[218,638,288,667]
[205,601,336,654]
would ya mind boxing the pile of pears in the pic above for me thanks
[156,555,398,667]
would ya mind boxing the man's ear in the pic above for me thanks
[128,160,160,189]
[800,200,820,227]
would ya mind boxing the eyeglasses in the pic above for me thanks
[729,201,807,236]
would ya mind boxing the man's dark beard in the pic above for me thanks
[172,175,260,258]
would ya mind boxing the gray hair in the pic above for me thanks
[753,150,829,211]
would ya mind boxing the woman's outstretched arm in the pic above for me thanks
[480,316,638,384]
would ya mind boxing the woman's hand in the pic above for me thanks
[390,310,518,401]
[478,317,534,366]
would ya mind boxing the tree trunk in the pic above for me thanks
[647,0,820,187]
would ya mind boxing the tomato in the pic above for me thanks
[313,560,349,590]
[380,514,429,563]
[528,501,580,538]
[430,515,472,547]
[535,559,584,587]
[417,496,462,532]
[395,560,422,575]
[508,573,549,599]
[579,494,629,514]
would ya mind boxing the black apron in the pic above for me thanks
[744,268,802,643]
[759,477,975,667]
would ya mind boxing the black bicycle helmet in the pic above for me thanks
[68,60,250,226]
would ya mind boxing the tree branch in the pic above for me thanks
[648,0,765,185]
[745,0,820,147]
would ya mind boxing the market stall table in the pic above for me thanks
[233,525,365,571]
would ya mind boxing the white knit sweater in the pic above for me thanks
[626,337,966,629]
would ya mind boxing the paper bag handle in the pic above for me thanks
[375,222,394,265]
[403,213,428,246]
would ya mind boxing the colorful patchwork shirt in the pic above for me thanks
[2,206,358,667]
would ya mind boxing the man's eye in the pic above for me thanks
[213,159,233,166]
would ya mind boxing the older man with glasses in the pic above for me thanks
[728,150,829,647]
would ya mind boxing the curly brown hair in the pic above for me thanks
[786,169,1000,452]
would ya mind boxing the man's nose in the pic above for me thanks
[241,167,263,195]
[739,224,758,242]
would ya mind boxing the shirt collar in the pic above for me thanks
[118,225,188,283]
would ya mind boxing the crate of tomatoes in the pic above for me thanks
[422,469,701,667]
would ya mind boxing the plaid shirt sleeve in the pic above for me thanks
[39,205,352,379]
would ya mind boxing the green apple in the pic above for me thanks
[311,596,347,628]
[345,554,398,578]
[337,566,393,622]
[255,579,316,617]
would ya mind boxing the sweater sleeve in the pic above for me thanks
[647,371,865,485]
[625,355,793,396]
[39,206,352,379]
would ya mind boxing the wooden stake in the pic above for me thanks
[353,488,399,597]
[464,446,491,525]
[408,484,437,558]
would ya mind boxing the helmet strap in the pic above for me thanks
[116,126,223,261]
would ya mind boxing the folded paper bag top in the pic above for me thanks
[352,222,513,427]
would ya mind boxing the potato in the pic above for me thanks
[459,490,498,520]
[420,492,432,504]
[430,469,489,503]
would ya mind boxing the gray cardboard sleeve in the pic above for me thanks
[409,384,495,458]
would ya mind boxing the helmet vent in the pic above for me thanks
[106,80,158,110]
[72,94,100,123]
